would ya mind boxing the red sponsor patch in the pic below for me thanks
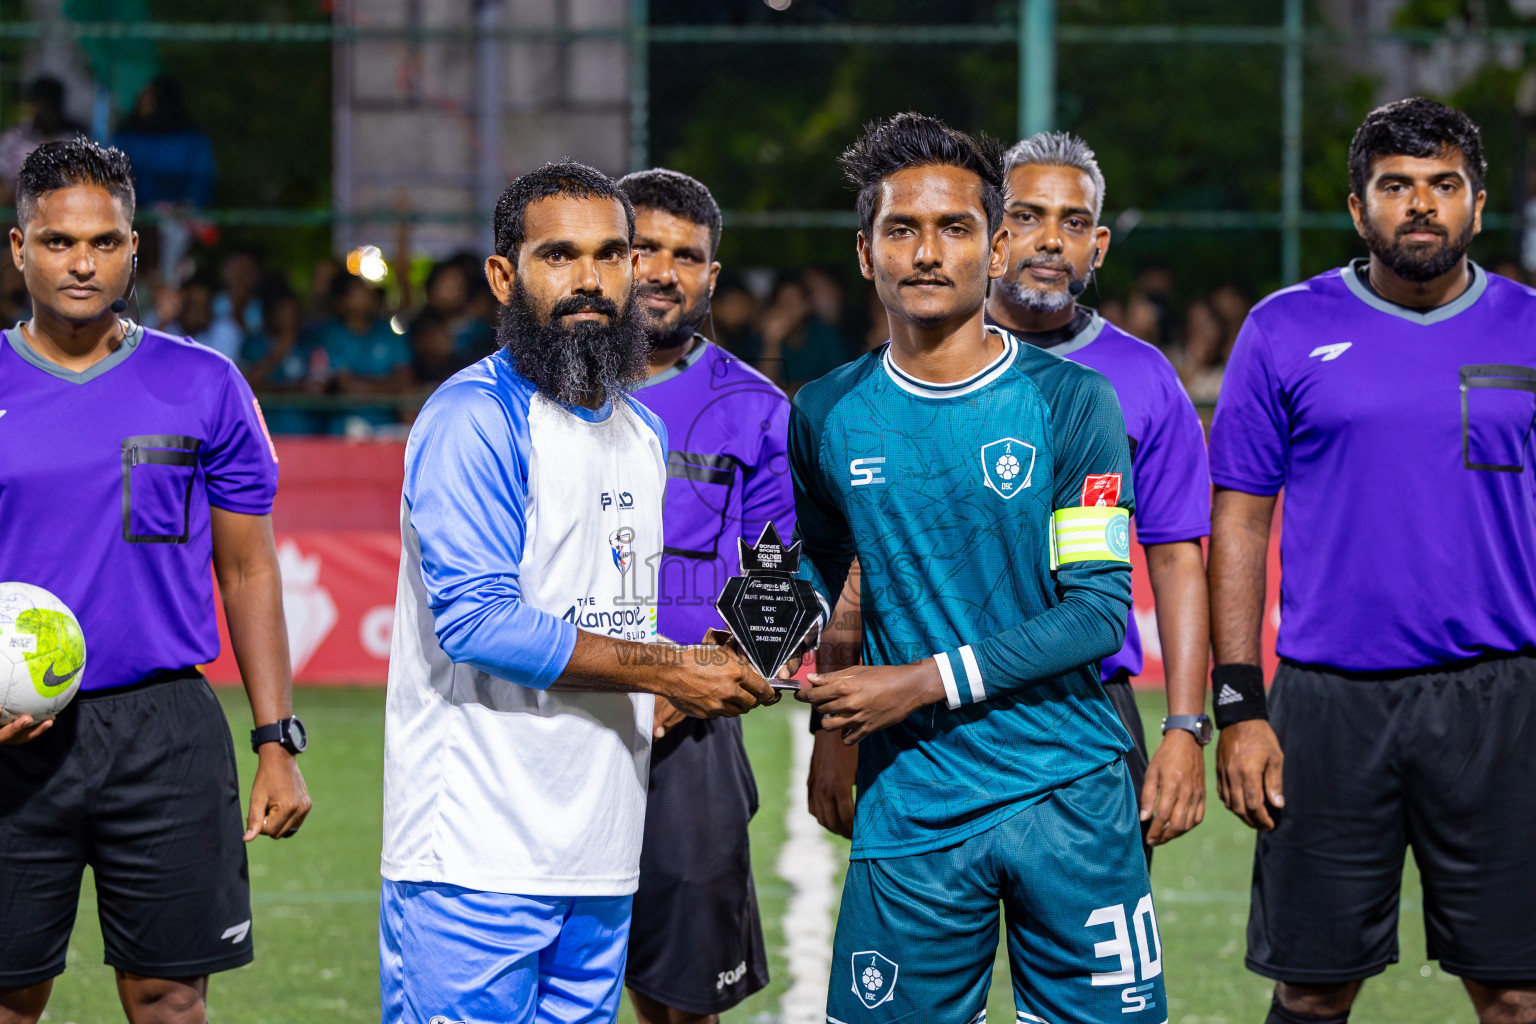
[1080,473,1121,507]
[253,397,279,464]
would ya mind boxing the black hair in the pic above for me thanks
[425,259,467,295]
[1348,97,1486,199]
[839,112,1006,238]
[411,309,449,340]
[14,137,135,228]
[492,160,635,263]
[617,168,723,257]
[329,269,369,301]
[25,76,64,112]
[121,75,195,135]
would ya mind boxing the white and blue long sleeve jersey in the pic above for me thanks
[381,351,668,897]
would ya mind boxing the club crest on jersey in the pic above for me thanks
[852,950,899,1010]
[980,437,1036,500]
[609,526,635,576]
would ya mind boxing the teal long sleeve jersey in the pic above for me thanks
[791,327,1139,859]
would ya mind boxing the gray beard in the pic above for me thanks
[998,278,1076,314]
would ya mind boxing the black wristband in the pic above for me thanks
[1211,663,1268,728]
[809,707,823,734]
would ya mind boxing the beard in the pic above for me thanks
[1361,212,1474,283]
[498,280,650,407]
[638,283,711,350]
[997,256,1079,313]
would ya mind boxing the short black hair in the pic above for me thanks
[1348,97,1486,199]
[411,309,449,340]
[493,159,634,263]
[617,168,723,258]
[15,137,135,228]
[839,112,1006,238]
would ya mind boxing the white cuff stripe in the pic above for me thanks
[934,652,962,709]
[959,645,985,703]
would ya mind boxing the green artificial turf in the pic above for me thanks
[35,687,1474,1024]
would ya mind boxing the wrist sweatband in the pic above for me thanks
[1211,663,1268,728]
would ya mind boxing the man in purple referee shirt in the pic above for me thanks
[1210,99,1536,1024]
[618,169,793,1024]
[983,132,1212,859]
[0,140,310,1024]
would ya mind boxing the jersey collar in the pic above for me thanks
[5,320,144,385]
[881,325,1018,400]
[1036,309,1107,357]
[637,334,709,390]
[1341,257,1488,326]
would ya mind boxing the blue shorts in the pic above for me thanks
[828,759,1166,1024]
[379,880,632,1024]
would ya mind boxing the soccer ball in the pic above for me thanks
[0,582,86,725]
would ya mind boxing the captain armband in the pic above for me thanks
[1048,506,1132,570]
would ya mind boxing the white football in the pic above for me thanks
[0,582,87,724]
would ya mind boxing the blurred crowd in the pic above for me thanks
[6,75,1532,436]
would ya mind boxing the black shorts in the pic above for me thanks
[0,672,253,987]
[1103,672,1152,861]
[1248,655,1536,984]
[626,715,768,1014]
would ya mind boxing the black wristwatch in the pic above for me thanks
[251,716,308,755]
[1161,714,1213,747]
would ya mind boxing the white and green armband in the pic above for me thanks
[1048,506,1132,570]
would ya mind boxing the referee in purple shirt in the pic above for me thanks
[0,140,309,1024]
[618,170,793,1024]
[1210,100,1536,1024]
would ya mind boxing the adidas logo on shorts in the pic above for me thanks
[1216,684,1244,706]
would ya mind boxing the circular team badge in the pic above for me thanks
[1106,514,1131,560]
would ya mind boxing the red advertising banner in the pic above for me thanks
[205,440,1284,688]
[205,531,402,685]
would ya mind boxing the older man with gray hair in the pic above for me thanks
[985,131,1214,857]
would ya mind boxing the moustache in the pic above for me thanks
[637,283,683,302]
[1396,218,1448,240]
[900,275,954,287]
[1015,256,1074,274]
[549,295,622,320]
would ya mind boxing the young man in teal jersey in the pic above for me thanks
[793,113,1166,1023]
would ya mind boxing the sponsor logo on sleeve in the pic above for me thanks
[252,398,279,463]
[1080,473,1122,507]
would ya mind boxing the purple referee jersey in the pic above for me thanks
[0,324,279,692]
[994,311,1212,680]
[1210,261,1536,671]
[635,338,794,646]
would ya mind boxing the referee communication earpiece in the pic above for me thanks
[111,253,138,314]
[1067,246,1104,298]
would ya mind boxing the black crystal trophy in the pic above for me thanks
[717,523,821,687]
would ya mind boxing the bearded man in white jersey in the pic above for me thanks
[379,161,778,1024]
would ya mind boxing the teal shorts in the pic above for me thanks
[828,759,1166,1024]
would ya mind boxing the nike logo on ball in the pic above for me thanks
[41,663,80,689]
